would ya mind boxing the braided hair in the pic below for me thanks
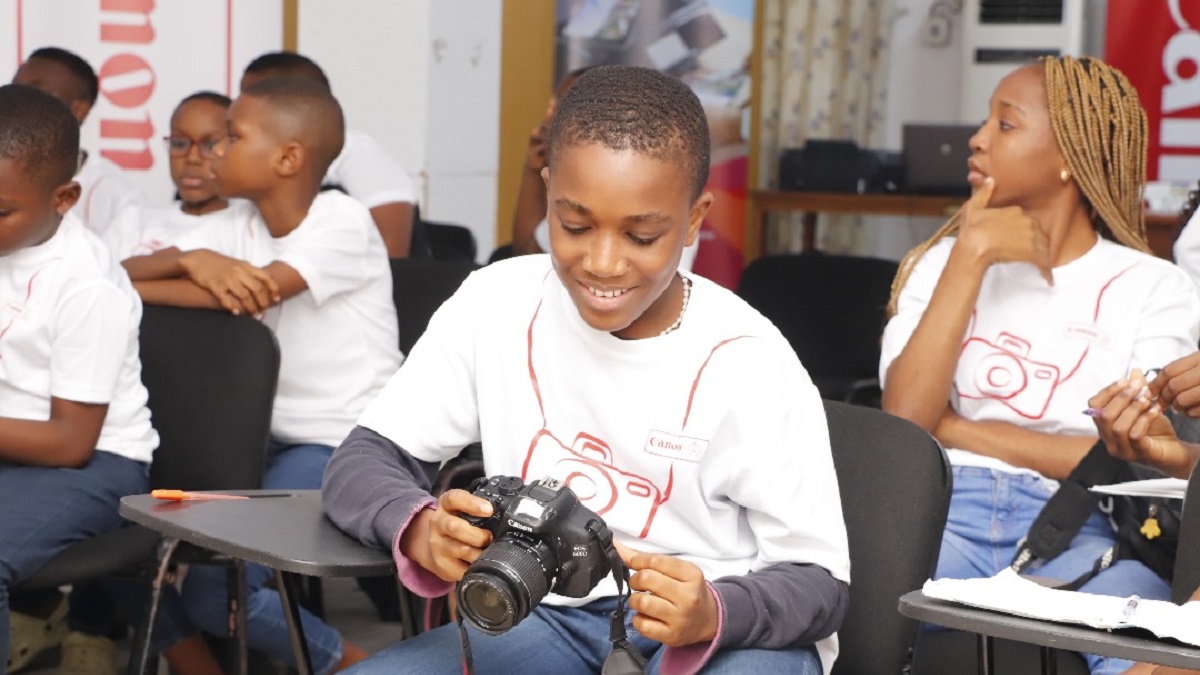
[887,56,1150,316]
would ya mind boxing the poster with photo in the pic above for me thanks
[555,0,754,288]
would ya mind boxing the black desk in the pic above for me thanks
[120,490,395,675]
[899,590,1200,674]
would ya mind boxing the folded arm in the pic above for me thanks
[935,408,1095,480]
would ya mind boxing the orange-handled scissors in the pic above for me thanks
[151,490,250,501]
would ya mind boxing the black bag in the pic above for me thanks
[1012,440,1182,589]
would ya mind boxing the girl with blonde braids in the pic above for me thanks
[879,57,1200,674]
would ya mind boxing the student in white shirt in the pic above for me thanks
[105,92,242,260]
[12,47,146,237]
[125,77,400,674]
[0,84,158,675]
[324,66,849,675]
[240,51,417,258]
[880,56,1200,675]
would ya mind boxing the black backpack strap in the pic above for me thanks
[1013,440,1127,572]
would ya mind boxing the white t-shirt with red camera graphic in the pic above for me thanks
[357,255,850,616]
[880,235,1200,476]
[102,200,252,261]
[0,213,158,463]
[173,192,402,447]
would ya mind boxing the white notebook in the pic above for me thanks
[922,569,1200,647]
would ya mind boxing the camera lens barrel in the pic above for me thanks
[457,538,555,634]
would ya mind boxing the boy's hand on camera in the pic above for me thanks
[957,177,1053,285]
[1149,352,1200,417]
[180,249,281,315]
[615,540,720,648]
[1089,374,1189,478]
[402,489,493,583]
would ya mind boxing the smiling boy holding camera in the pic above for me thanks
[323,66,850,674]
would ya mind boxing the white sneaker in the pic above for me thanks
[58,631,118,675]
[6,598,67,673]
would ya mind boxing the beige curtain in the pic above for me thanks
[758,0,895,254]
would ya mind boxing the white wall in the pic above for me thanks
[298,0,501,261]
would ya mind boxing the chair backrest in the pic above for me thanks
[389,258,480,354]
[423,221,477,262]
[737,253,898,397]
[824,399,952,675]
[140,306,279,491]
[1172,459,1200,604]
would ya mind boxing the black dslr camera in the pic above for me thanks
[457,475,613,634]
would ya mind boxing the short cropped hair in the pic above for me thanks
[27,47,98,106]
[241,76,344,179]
[243,52,330,90]
[548,65,710,199]
[178,91,232,110]
[0,84,80,189]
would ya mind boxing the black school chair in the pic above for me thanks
[1172,459,1200,604]
[12,306,279,675]
[389,257,480,354]
[823,400,952,675]
[737,253,898,406]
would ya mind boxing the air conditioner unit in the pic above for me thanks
[960,0,1087,124]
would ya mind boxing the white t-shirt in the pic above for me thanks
[880,236,1200,475]
[533,217,700,272]
[71,153,146,237]
[103,200,251,261]
[174,192,403,447]
[0,213,158,463]
[1174,208,1200,292]
[358,254,850,667]
[323,129,416,209]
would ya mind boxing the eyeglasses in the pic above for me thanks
[163,135,223,158]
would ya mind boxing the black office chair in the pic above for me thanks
[389,258,480,354]
[1172,459,1200,604]
[12,306,279,675]
[737,253,898,406]
[823,400,952,674]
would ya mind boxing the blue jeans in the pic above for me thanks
[936,467,1172,675]
[346,597,822,674]
[179,442,344,674]
[0,451,148,672]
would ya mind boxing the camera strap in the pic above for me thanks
[592,523,648,675]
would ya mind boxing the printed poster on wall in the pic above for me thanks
[555,0,754,289]
[1105,0,1200,183]
[0,0,282,206]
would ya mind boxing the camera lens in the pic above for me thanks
[457,538,555,635]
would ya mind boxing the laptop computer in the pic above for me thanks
[902,124,978,196]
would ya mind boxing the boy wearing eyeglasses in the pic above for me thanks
[103,92,242,260]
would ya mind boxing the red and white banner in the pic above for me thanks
[1106,0,1200,182]
[1,0,281,204]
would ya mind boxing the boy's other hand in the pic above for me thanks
[957,177,1053,285]
[1089,374,1192,478]
[1149,352,1200,417]
[615,540,720,648]
[180,250,281,316]
[401,489,494,583]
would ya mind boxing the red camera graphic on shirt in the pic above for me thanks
[522,431,671,538]
[958,332,1061,419]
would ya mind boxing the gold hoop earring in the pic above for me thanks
[1060,169,1070,183]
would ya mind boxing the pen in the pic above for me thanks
[1122,595,1140,621]
[1083,369,1165,417]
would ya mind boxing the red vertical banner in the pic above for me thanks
[1106,1,1200,181]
